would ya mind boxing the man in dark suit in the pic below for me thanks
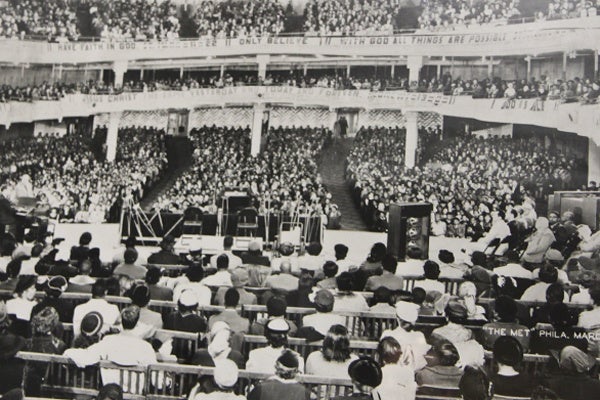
[147,235,183,265]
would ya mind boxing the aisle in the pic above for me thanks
[319,138,368,231]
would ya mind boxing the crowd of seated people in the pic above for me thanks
[193,0,287,39]
[347,129,585,232]
[417,0,523,31]
[0,126,167,223]
[413,73,600,103]
[88,0,180,41]
[540,0,599,20]
[303,0,399,36]
[155,125,332,219]
[0,0,79,40]
[1,222,600,399]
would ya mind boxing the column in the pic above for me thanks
[562,52,568,81]
[346,65,351,77]
[179,67,184,79]
[594,50,599,77]
[407,55,424,84]
[105,112,122,162]
[251,104,265,156]
[391,64,395,78]
[404,111,418,168]
[140,68,144,81]
[525,56,532,81]
[220,65,225,80]
[589,138,600,185]
[257,55,270,81]
[112,60,128,88]
[436,64,441,80]
[488,56,494,78]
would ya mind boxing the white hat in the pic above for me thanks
[213,359,239,388]
[394,301,419,324]
[179,290,198,307]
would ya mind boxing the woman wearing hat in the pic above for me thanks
[25,307,67,396]
[72,311,104,349]
[188,359,245,400]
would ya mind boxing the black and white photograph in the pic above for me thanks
[0,1,599,399]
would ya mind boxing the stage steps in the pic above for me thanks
[319,137,368,231]
[140,162,192,211]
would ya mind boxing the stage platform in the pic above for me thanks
[52,223,472,266]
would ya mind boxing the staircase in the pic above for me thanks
[140,136,195,210]
[319,138,368,231]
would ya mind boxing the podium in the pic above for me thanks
[387,203,432,261]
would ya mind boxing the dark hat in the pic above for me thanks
[438,250,455,264]
[131,285,151,307]
[446,300,468,320]
[348,356,382,387]
[277,349,299,369]
[314,289,334,309]
[81,311,104,336]
[471,251,487,267]
[14,275,37,294]
[160,235,176,249]
[46,275,68,295]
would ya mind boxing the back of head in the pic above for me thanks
[336,271,354,292]
[97,383,123,400]
[31,307,59,336]
[495,295,517,322]
[459,366,492,400]
[79,232,92,246]
[223,235,234,250]
[145,267,161,285]
[6,260,21,278]
[298,274,314,291]
[322,324,351,362]
[31,244,43,258]
[306,242,322,256]
[423,260,440,280]
[377,336,402,365]
[121,305,140,330]
[369,242,387,262]
[130,285,151,308]
[266,296,287,317]
[280,260,292,274]
[334,244,348,260]
[348,356,382,389]
[216,254,229,270]
[275,349,300,379]
[123,248,138,264]
[91,279,107,298]
[314,289,335,313]
[224,287,240,308]
[493,336,523,367]
[322,261,339,278]
[186,266,204,283]
[504,250,521,264]
[548,302,576,329]
[279,242,294,257]
[374,286,392,305]
[539,265,558,284]
[545,282,564,304]
[471,251,487,268]
[435,341,460,367]
[382,254,398,274]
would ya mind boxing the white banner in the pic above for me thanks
[0,87,598,145]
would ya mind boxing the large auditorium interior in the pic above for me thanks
[1,1,600,400]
